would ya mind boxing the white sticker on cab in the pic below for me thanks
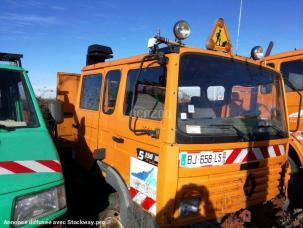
[186,125,201,134]
[181,113,187,120]
[188,105,195,113]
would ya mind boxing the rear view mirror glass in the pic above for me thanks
[48,100,64,124]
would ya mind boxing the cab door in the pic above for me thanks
[110,63,167,216]
[97,68,122,166]
[73,72,103,169]
[278,55,303,131]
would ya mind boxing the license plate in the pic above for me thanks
[179,151,227,168]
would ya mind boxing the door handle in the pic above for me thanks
[112,136,124,143]
[72,123,80,129]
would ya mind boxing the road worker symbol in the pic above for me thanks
[206,18,232,53]
[215,29,222,46]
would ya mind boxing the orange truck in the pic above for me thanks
[56,19,291,227]
[266,49,303,208]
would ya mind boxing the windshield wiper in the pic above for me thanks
[0,120,25,131]
[208,124,250,141]
[257,122,288,138]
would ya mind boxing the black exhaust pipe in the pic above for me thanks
[265,41,274,57]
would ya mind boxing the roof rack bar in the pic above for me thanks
[0,52,23,67]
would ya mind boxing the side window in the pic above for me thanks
[281,60,303,92]
[103,70,121,114]
[80,74,102,110]
[17,81,28,122]
[124,66,166,120]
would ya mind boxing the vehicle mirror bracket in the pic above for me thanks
[128,54,164,138]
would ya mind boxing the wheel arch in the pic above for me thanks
[97,161,157,228]
[289,136,303,168]
[97,161,133,227]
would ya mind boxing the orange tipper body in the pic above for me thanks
[58,20,290,226]
[56,72,80,146]
[266,49,303,166]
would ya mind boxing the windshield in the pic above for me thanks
[0,69,38,129]
[176,53,287,144]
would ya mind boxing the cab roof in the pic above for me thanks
[82,46,268,72]
[266,49,303,61]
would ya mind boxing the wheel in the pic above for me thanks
[98,193,122,228]
[98,209,122,228]
[288,157,303,209]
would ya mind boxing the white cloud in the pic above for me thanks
[0,13,58,27]
[4,0,66,11]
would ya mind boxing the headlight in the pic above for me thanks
[179,197,200,217]
[13,185,66,224]
[173,20,191,40]
[251,46,264,60]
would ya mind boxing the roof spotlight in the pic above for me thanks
[251,46,264,60]
[173,20,191,41]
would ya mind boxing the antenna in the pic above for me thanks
[235,0,243,54]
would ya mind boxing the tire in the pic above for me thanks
[288,157,303,210]
[98,193,123,228]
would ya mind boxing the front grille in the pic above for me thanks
[176,164,282,221]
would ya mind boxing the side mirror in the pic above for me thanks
[48,100,64,124]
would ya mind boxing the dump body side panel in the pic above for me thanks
[56,72,80,145]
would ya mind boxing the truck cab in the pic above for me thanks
[58,20,290,227]
[0,53,66,226]
[266,49,303,208]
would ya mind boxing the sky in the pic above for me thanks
[1,0,302,88]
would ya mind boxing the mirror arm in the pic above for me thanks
[128,53,165,138]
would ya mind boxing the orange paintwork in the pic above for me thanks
[59,46,289,226]
[266,49,303,166]
[56,72,80,146]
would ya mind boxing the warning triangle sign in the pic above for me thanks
[206,18,232,53]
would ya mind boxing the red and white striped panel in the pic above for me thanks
[180,144,286,168]
[0,160,62,175]
[129,187,156,215]
[224,144,285,164]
